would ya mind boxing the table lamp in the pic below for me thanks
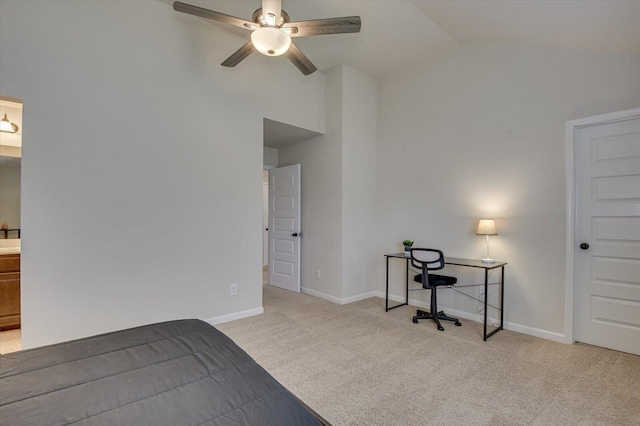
[476,219,497,263]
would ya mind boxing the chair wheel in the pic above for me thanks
[412,318,419,323]
[437,325,444,331]
[455,321,461,326]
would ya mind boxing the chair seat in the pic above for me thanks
[414,273,457,288]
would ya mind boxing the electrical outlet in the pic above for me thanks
[315,268,320,279]
[229,283,237,296]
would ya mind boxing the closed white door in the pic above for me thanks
[574,116,640,355]
[269,164,301,292]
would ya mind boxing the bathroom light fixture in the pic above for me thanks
[251,27,291,56]
[476,219,497,263]
[0,114,19,133]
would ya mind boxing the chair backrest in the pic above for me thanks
[410,248,445,272]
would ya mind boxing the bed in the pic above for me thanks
[0,319,329,425]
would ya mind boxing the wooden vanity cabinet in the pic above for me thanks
[0,253,20,330]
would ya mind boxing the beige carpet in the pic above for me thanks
[217,285,640,426]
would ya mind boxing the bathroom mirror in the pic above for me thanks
[0,155,21,239]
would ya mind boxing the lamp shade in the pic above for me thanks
[476,219,497,235]
[0,114,19,133]
[251,27,291,56]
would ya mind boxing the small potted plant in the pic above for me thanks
[403,240,414,255]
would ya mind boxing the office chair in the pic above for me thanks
[411,248,461,331]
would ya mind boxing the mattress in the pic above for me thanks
[0,319,328,425]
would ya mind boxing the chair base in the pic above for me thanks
[412,309,461,331]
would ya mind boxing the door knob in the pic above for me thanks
[292,232,303,238]
[580,243,590,250]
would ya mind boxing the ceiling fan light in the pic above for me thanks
[265,13,276,27]
[251,27,291,56]
[0,114,19,133]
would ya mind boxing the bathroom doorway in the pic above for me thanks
[0,96,23,354]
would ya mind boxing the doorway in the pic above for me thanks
[566,108,640,356]
[0,96,23,354]
[262,118,321,292]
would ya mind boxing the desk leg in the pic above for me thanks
[484,266,505,340]
[405,258,409,306]
[483,268,488,341]
[385,256,409,312]
[499,266,504,330]
[385,256,390,311]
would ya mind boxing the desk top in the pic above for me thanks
[385,253,507,269]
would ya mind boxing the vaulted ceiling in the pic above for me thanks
[160,0,640,79]
[159,0,639,147]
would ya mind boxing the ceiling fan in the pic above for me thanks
[173,0,361,75]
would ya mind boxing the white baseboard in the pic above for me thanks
[301,287,342,304]
[301,287,377,305]
[503,321,567,343]
[372,291,568,344]
[204,307,264,326]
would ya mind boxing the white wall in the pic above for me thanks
[377,44,640,337]
[279,67,344,300]
[263,147,279,169]
[341,66,377,300]
[0,0,324,348]
[279,65,377,302]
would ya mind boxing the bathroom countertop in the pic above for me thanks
[0,247,21,255]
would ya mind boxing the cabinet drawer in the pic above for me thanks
[0,271,20,330]
[0,254,20,273]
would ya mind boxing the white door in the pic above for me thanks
[269,164,301,292]
[574,115,640,356]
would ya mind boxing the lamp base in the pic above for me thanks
[481,258,496,264]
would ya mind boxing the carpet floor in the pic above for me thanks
[216,285,640,426]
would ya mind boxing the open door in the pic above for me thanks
[268,164,301,292]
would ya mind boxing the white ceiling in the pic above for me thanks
[414,0,640,54]
[263,118,322,149]
[162,0,640,78]
[160,0,640,145]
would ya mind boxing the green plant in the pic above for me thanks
[402,240,414,248]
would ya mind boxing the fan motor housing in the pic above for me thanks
[252,8,291,27]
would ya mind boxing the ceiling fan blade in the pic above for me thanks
[221,41,255,68]
[284,42,317,75]
[262,0,282,26]
[173,2,255,30]
[283,16,361,37]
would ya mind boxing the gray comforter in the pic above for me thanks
[0,319,326,425]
